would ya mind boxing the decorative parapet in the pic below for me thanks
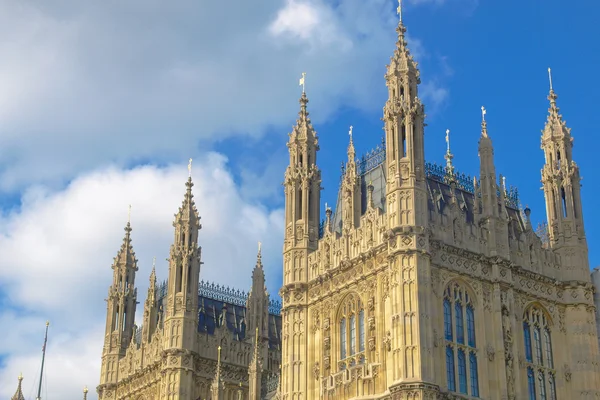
[358,139,386,175]
[155,280,282,315]
[261,372,280,397]
[536,221,550,249]
[333,138,521,212]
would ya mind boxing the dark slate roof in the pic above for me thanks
[329,141,524,235]
[153,281,282,350]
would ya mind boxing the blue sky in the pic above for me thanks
[0,0,599,398]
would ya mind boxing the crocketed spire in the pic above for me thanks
[11,373,25,400]
[113,219,137,268]
[174,176,201,229]
[387,0,420,80]
[542,67,571,141]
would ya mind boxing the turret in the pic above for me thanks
[382,7,427,228]
[164,166,202,349]
[282,81,322,267]
[161,161,203,397]
[99,212,139,386]
[540,68,589,280]
[280,75,320,400]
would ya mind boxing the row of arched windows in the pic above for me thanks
[444,282,556,400]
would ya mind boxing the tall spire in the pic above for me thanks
[444,129,455,176]
[11,374,25,400]
[142,256,158,343]
[478,106,498,219]
[246,241,269,339]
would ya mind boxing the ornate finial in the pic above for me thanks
[325,202,328,210]
[397,0,403,22]
[83,386,88,400]
[255,326,259,347]
[502,176,507,192]
[445,129,450,153]
[299,72,306,93]
[46,321,50,327]
[257,241,262,259]
[217,345,222,363]
[349,125,353,138]
[548,67,553,91]
[18,372,23,381]
[481,106,486,122]
[188,158,193,178]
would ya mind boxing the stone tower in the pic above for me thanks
[540,71,589,282]
[381,11,437,394]
[162,175,203,397]
[280,89,322,399]
[99,217,138,386]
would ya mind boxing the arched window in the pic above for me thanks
[443,282,479,397]
[338,294,366,370]
[523,305,556,400]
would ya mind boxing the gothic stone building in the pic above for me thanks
[96,12,600,400]
[97,178,282,400]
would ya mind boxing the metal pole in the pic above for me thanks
[36,321,50,400]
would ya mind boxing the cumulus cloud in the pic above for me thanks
[0,0,447,192]
[0,155,284,400]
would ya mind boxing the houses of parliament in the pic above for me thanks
[11,5,600,400]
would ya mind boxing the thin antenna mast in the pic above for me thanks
[36,321,50,400]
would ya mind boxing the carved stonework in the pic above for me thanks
[486,344,495,362]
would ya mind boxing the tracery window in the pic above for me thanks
[338,294,366,370]
[443,282,479,397]
[523,305,556,400]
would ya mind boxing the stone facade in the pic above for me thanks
[93,10,600,400]
[278,13,600,400]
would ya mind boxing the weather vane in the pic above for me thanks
[349,125,353,137]
[481,106,487,122]
[445,129,450,153]
[299,72,306,93]
[397,0,403,22]
[258,241,262,254]
[188,158,193,178]
[548,67,553,91]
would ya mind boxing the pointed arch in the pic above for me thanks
[336,292,366,370]
[442,279,479,397]
[522,303,556,400]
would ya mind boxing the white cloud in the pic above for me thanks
[0,155,284,400]
[0,0,438,191]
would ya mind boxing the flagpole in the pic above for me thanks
[36,321,50,400]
